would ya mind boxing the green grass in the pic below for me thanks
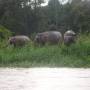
[0,34,90,68]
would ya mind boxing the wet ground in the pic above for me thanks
[0,68,90,90]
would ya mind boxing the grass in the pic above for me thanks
[0,34,90,68]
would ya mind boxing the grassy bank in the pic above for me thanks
[0,34,90,68]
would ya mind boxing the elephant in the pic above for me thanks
[64,30,76,36]
[34,31,62,45]
[8,35,30,47]
[64,30,76,45]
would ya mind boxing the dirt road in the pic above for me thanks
[0,68,90,90]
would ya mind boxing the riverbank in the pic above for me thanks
[0,34,90,68]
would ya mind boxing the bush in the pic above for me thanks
[0,25,12,40]
[0,34,90,67]
[0,25,13,48]
[61,34,90,60]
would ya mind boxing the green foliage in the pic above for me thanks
[0,0,90,68]
[61,34,90,61]
[0,0,90,34]
[0,25,12,48]
[0,25,12,39]
[0,34,89,67]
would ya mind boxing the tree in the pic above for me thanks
[0,0,45,34]
[47,0,62,30]
[70,0,90,33]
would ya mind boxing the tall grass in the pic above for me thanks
[0,34,90,67]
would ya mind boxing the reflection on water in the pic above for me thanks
[0,68,90,90]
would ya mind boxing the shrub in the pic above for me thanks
[0,25,12,40]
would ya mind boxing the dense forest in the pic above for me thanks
[0,0,90,36]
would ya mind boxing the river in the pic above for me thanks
[0,68,90,90]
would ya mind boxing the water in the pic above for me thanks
[0,68,90,90]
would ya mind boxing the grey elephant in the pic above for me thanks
[64,30,76,45]
[34,31,62,45]
[8,35,30,47]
